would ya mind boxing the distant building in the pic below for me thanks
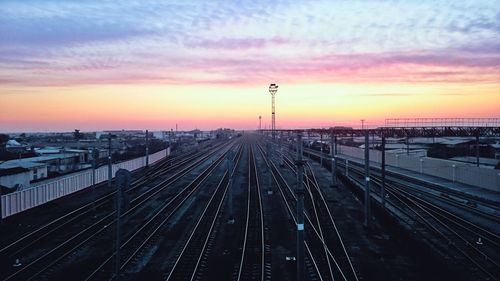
[35,147,61,154]
[6,139,27,152]
[0,167,31,190]
[1,153,82,175]
[88,148,109,160]
[0,160,48,182]
[98,130,144,139]
[63,149,89,162]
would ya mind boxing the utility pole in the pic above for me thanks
[331,133,337,187]
[269,83,278,140]
[164,131,169,152]
[320,133,323,167]
[475,131,480,167]
[114,169,130,281]
[92,148,99,216]
[406,134,410,156]
[364,130,371,228]
[280,131,284,167]
[381,135,386,207]
[108,134,113,188]
[170,129,173,154]
[145,129,149,168]
[335,136,338,155]
[227,150,235,224]
[295,132,305,281]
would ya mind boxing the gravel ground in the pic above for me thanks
[1,135,469,280]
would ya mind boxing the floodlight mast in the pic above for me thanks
[269,83,278,139]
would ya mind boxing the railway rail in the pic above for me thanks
[303,147,500,223]
[257,142,361,281]
[324,151,500,281]
[236,145,266,281]
[2,139,236,281]
[165,144,243,281]
[349,164,499,280]
[279,152,358,281]
[256,143,325,280]
[0,140,227,260]
[85,142,237,280]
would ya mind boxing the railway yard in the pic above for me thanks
[1,133,499,281]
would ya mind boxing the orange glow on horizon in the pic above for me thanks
[1,81,499,132]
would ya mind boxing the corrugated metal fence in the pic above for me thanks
[337,145,500,192]
[1,149,168,218]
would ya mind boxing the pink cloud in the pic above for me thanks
[2,47,500,88]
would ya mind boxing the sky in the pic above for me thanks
[1,0,499,132]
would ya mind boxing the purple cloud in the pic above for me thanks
[0,0,499,88]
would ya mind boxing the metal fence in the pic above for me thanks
[384,118,500,127]
[1,149,168,218]
[337,145,500,192]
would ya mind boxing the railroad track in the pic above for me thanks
[165,144,243,281]
[236,144,266,281]
[84,142,237,280]
[304,163,359,281]
[341,161,500,280]
[279,153,358,281]
[300,145,500,280]
[0,140,226,263]
[255,143,324,280]
[334,157,500,240]
[257,142,362,281]
[304,147,500,223]
[1,140,236,281]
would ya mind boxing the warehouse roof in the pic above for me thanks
[0,167,30,176]
[0,160,47,169]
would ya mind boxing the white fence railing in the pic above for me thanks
[1,149,168,218]
[336,145,500,192]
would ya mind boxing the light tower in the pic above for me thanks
[269,83,278,139]
[259,115,262,131]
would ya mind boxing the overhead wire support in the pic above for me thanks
[364,130,371,228]
[295,132,306,281]
[381,135,386,207]
[331,132,337,187]
[107,134,113,188]
[145,129,149,168]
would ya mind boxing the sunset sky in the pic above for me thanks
[1,0,499,132]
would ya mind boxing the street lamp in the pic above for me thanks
[269,83,278,139]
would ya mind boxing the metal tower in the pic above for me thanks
[269,83,278,139]
[259,115,262,131]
